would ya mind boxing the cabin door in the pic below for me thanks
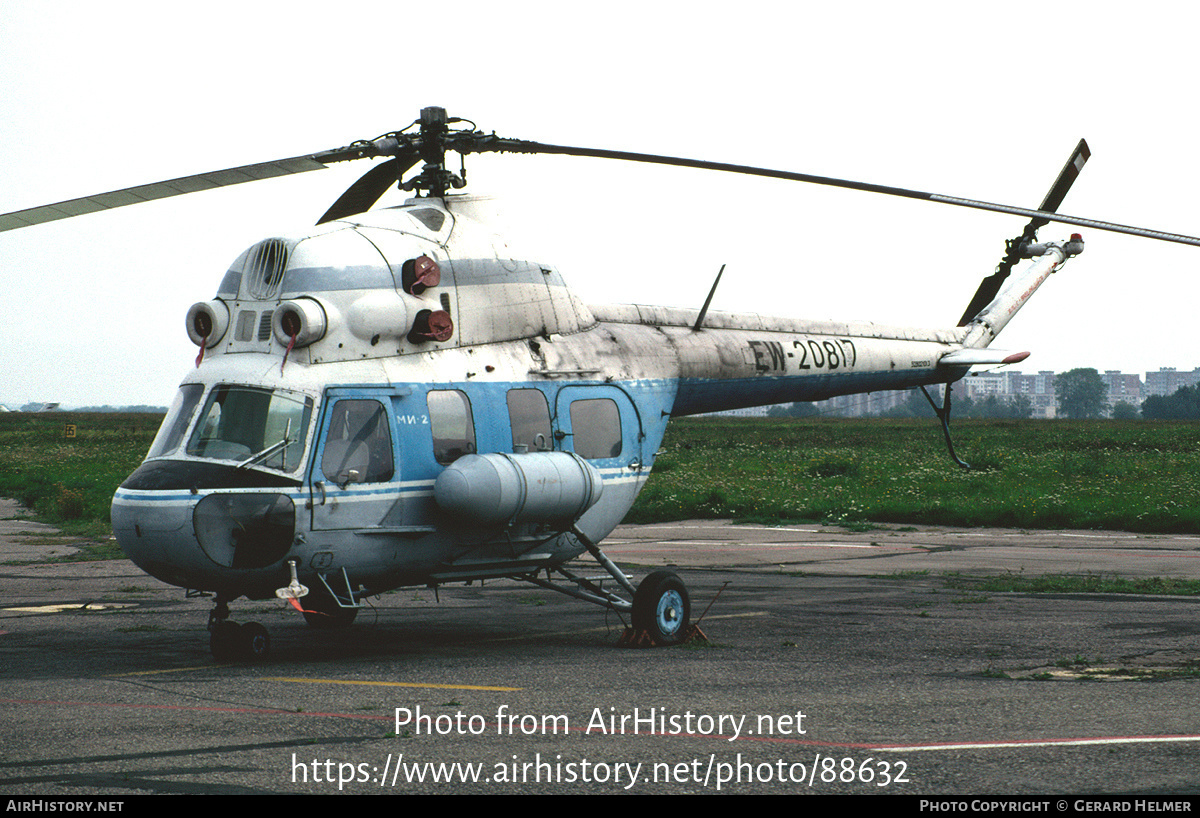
[553,385,645,473]
[307,388,404,532]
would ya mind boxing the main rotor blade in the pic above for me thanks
[316,149,420,224]
[0,132,406,234]
[0,155,328,233]
[959,139,1091,325]
[486,138,1200,249]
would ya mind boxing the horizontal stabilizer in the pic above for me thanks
[938,349,1030,367]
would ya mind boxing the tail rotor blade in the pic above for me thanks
[957,139,1091,326]
[1034,138,1091,226]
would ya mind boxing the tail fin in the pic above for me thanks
[958,139,1090,326]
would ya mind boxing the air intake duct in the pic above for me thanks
[272,298,328,348]
[186,300,230,348]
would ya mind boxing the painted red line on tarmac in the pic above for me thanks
[868,733,1200,752]
[603,545,921,553]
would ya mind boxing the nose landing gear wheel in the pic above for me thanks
[241,622,270,661]
[210,620,271,662]
[632,570,690,645]
[210,621,243,663]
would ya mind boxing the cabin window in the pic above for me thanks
[569,398,622,460]
[185,385,313,473]
[428,389,476,464]
[147,384,205,458]
[320,400,394,484]
[507,389,551,452]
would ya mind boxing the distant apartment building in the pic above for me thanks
[1102,370,1143,408]
[1143,367,1200,397]
[818,390,911,417]
[962,370,1057,417]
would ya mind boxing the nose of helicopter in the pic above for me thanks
[112,488,205,588]
[112,488,297,592]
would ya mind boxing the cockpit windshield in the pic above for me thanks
[146,384,205,459]
[152,385,314,474]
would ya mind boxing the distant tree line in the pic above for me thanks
[766,391,1037,420]
[15,404,167,413]
[876,391,1035,420]
[761,368,1200,421]
[1142,384,1200,419]
[766,402,822,418]
[75,405,168,413]
[1054,368,1200,420]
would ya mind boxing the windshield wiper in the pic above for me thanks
[237,420,294,471]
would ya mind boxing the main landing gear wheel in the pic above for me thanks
[632,570,691,645]
[210,620,271,662]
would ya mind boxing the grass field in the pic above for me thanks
[0,412,158,538]
[2,412,1198,536]
[632,416,1200,533]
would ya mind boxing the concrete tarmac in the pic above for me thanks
[2,499,1200,795]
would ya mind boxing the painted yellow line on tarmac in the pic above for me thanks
[108,665,216,677]
[263,677,523,692]
[5,602,136,613]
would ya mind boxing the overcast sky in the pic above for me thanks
[2,1,1198,408]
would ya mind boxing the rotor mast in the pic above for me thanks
[400,106,467,199]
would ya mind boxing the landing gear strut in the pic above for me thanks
[513,527,694,646]
[921,383,971,470]
[300,589,359,629]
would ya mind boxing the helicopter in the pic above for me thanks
[4,107,1199,662]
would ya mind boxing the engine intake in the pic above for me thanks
[186,300,230,348]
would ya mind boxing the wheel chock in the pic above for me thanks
[617,627,659,648]
[617,623,709,648]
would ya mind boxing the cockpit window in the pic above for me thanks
[185,385,313,473]
[320,400,394,483]
[147,384,205,459]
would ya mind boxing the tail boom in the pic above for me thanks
[959,237,1082,351]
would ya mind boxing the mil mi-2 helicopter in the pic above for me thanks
[4,107,1198,662]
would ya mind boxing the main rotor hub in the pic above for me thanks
[401,106,470,198]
